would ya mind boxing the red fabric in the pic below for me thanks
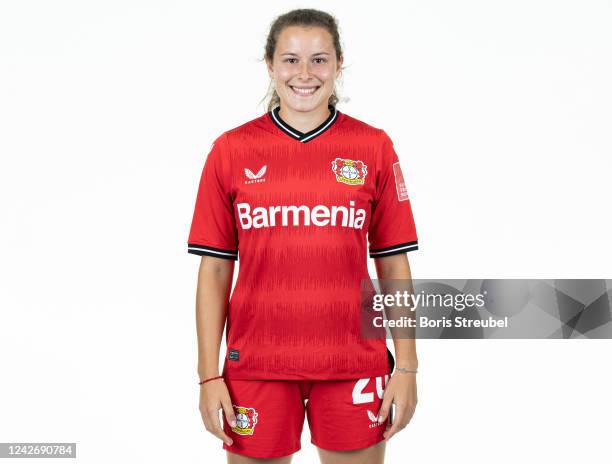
[188,109,418,380]
[222,374,391,458]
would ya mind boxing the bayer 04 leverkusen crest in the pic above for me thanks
[231,405,259,435]
[331,158,368,185]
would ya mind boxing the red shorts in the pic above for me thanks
[222,374,391,459]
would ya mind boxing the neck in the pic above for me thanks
[278,103,331,133]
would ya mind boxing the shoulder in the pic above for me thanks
[215,113,271,146]
[338,111,393,145]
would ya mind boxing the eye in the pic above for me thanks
[313,57,328,64]
[284,58,298,64]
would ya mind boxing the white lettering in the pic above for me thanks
[311,205,330,226]
[236,202,366,230]
[237,203,252,229]
[352,378,374,404]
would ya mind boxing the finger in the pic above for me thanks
[383,404,406,441]
[377,394,394,423]
[220,396,237,428]
[200,403,216,431]
[404,403,416,425]
[200,407,212,431]
[206,407,234,446]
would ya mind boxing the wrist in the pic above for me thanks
[394,366,418,374]
[395,359,418,369]
[198,375,224,385]
[198,365,220,379]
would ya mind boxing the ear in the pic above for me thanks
[336,55,344,78]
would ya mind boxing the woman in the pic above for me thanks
[188,8,419,464]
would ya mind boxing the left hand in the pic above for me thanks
[376,370,418,441]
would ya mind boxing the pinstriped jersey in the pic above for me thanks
[188,105,418,380]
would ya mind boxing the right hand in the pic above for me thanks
[199,378,237,446]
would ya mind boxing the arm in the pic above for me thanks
[196,255,234,380]
[196,255,237,447]
[374,253,418,441]
[373,253,418,371]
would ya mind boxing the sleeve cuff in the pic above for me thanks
[369,240,418,258]
[188,243,238,260]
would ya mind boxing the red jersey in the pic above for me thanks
[188,105,418,380]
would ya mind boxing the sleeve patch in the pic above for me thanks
[392,161,409,202]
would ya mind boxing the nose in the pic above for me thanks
[297,60,311,79]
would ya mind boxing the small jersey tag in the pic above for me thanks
[229,349,240,361]
[392,161,409,202]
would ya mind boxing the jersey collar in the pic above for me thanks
[269,104,339,143]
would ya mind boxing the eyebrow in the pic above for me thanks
[281,52,331,56]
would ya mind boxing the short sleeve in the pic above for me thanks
[368,130,419,258]
[187,133,239,260]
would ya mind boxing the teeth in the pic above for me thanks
[291,86,317,95]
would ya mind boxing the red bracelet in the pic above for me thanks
[198,375,224,385]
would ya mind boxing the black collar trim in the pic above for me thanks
[269,104,338,143]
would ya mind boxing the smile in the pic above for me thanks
[290,86,320,96]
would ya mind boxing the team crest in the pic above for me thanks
[331,158,367,185]
[231,405,258,435]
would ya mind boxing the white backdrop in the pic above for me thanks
[0,1,611,463]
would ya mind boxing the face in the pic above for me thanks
[267,26,343,113]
